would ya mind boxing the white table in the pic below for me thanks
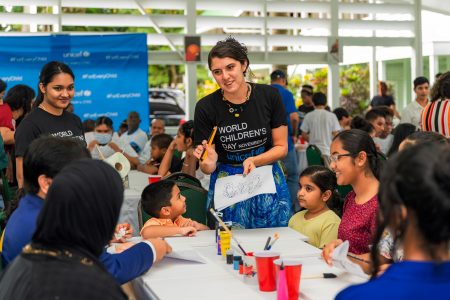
[133,228,365,300]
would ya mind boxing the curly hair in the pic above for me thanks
[430,71,450,101]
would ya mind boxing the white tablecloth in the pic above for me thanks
[133,228,365,300]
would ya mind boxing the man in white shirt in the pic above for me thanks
[139,118,165,164]
[119,111,148,154]
[301,92,341,158]
[401,76,429,129]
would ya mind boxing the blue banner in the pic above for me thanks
[0,34,149,132]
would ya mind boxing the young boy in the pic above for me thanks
[140,180,209,238]
[301,92,341,159]
[137,133,179,175]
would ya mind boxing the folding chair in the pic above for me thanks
[306,145,325,166]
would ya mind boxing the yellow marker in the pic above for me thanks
[200,126,217,161]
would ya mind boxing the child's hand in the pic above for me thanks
[147,238,172,262]
[179,226,197,236]
[178,218,195,227]
[321,239,343,265]
[169,140,177,151]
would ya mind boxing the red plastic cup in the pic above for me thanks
[254,251,281,292]
[148,175,162,184]
[274,259,302,300]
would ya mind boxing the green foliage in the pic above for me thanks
[339,64,370,116]
[297,64,370,115]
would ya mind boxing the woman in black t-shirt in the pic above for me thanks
[15,61,85,187]
[193,37,292,229]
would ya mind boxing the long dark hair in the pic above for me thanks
[179,120,194,140]
[33,61,75,109]
[333,129,382,180]
[300,166,341,215]
[386,123,417,157]
[430,71,450,102]
[208,37,250,76]
[4,84,35,115]
[370,143,450,278]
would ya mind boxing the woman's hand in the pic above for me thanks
[242,157,256,175]
[111,223,133,243]
[321,239,343,265]
[147,238,172,262]
[87,140,99,151]
[194,140,218,174]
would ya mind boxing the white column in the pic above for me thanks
[327,0,340,109]
[185,0,197,121]
[429,55,439,86]
[377,60,386,81]
[369,47,377,99]
[411,0,423,81]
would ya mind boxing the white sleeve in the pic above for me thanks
[300,114,311,133]
[141,240,157,263]
[400,106,412,124]
[332,114,341,131]
[139,140,151,164]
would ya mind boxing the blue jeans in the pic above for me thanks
[282,149,300,212]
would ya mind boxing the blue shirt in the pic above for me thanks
[336,261,450,300]
[272,84,297,151]
[1,193,154,284]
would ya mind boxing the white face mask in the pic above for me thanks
[94,132,113,145]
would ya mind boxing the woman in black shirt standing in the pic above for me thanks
[15,61,85,187]
[193,37,292,228]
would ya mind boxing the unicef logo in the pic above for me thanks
[82,51,90,57]
[83,90,92,97]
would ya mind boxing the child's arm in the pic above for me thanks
[158,140,176,177]
[192,221,209,231]
[137,162,159,175]
[141,225,197,239]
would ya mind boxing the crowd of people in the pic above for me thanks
[0,36,449,298]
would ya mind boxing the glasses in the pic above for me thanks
[330,153,354,163]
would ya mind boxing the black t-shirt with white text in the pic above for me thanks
[194,83,287,165]
[15,108,86,157]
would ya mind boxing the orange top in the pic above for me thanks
[140,216,191,235]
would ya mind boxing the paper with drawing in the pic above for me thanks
[214,165,276,211]
[332,241,368,278]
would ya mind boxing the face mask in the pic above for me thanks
[94,132,112,145]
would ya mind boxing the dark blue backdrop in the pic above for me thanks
[0,34,149,132]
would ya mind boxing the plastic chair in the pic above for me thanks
[138,172,208,229]
[306,145,324,166]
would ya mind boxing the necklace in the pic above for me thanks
[39,103,62,116]
[222,83,252,118]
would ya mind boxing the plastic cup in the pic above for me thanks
[219,231,231,256]
[148,175,162,184]
[274,259,302,300]
[254,251,281,292]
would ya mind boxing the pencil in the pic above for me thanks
[200,126,217,161]
[347,253,370,264]
[209,208,247,255]
[263,237,271,250]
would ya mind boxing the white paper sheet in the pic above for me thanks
[165,238,208,264]
[331,241,368,278]
[214,165,276,211]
